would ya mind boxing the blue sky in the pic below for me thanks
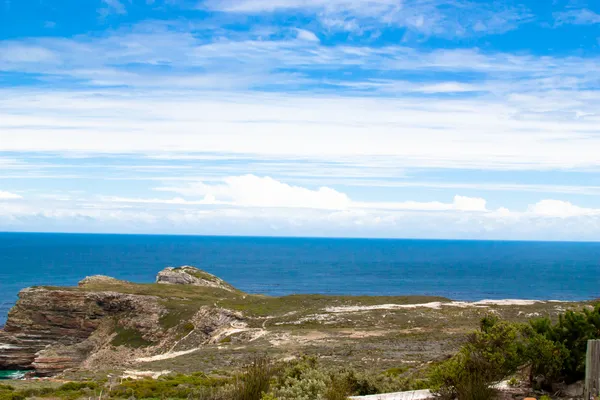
[1,0,600,240]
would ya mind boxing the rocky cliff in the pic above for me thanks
[0,266,242,376]
[156,266,236,292]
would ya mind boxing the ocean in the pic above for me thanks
[1,232,599,325]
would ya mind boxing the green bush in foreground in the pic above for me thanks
[430,316,524,400]
[431,304,600,400]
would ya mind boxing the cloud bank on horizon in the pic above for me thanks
[1,0,600,240]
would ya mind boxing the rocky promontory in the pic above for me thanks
[0,266,243,376]
[0,266,588,379]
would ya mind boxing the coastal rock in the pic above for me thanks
[156,266,236,292]
[0,287,165,375]
[78,275,127,287]
[0,268,243,376]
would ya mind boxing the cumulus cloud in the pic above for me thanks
[528,199,600,218]
[452,195,487,212]
[156,175,352,210]
[154,175,495,214]
[0,191,22,200]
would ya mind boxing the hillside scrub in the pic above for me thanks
[431,304,600,399]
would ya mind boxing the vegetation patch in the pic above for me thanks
[111,326,154,348]
[431,304,600,400]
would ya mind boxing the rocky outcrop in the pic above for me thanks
[0,287,165,375]
[0,267,243,376]
[156,266,236,292]
[78,275,127,287]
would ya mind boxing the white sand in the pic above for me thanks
[325,299,543,313]
[135,348,200,363]
[122,370,172,379]
[350,389,433,400]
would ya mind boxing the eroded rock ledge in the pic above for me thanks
[0,266,240,376]
[156,266,236,292]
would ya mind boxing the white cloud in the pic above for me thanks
[5,196,600,240]
[0,191,22,200]
[452,195,487,212]
[156,174,352,210]
[99,0,127,16]
[353,195,487,212]
[155,175,492,213]
[0,43,58,64]
[100,196,221,205]
[415,82,480,93]
[2,88,600,171]
[5,180,600,240]
[528,199,600,218]
[296,29,320,42]
[554,9,600,25]
[205,0,530,38]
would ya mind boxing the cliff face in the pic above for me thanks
[0,266,245,376]
[0,287,166,375]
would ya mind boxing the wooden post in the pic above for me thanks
[586,340,600,400]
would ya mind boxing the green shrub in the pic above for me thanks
[111,326,155,348]
[384,366,409,377]
[430,350,496,400]
[111,373,227,399]
[231,356,275,400]
[430,317,527,400]
[431,305,600,398]
[0,392,25,400]
[529,304,600,383]
[270,357,328,400]
[58,381,99,391]
[324,373,351,400]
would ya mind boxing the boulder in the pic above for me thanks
[156,266,236,292]
[78,275,126,287]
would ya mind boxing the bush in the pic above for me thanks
[431,305,600,399]
[0,392,25,400]
[529,304,600,383]
[231,356,275,400]
[430,349,496,400]
[430,316,527,400]
[270,359,328,400]
[323,374,351,400]
[58,381,99,391]
[111,373,227,399]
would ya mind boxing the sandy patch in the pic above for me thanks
[122,370,172,379]
[325,300,544,313]
[339,330,390,339]
[350,389,433,399]
[135,348,199,363]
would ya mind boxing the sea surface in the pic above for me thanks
[1,232,599,326]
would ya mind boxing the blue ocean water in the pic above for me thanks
[1,232,599,325]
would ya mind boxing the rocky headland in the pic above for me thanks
[0,266,591,378]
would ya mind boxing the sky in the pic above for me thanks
[1,0,600,240]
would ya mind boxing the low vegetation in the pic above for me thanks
[430,304,600,400]
[2,301,597,400]
[0,355,433,400]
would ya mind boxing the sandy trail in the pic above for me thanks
[135,348,200,363]
[325,299,543,313]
